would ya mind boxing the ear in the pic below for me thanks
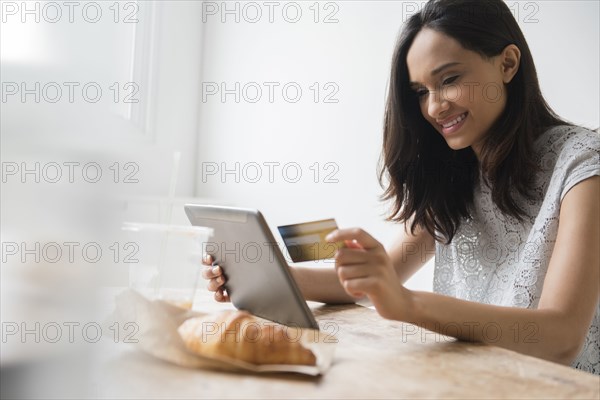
[500,44,521,84]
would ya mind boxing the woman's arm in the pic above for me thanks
[327,176,600,365]
[388,216,435,284]
[201,222,433,304]
[292,218,435,304]
[289,265,357,304]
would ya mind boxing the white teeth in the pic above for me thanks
[442,113,466,128]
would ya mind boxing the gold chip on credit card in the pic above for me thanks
[277,218,345,263]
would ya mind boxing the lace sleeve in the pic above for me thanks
[557,128,600,202]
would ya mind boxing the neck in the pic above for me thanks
[470,139,484,163]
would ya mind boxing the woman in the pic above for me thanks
[203,0,599,374]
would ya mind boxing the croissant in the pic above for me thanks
[178,310,317,366]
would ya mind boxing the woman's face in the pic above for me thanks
[406,28,517,158]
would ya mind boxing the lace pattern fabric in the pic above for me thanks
[433,125,600,374]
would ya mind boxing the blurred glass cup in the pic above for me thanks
[121,222,213,309]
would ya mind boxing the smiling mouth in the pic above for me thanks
[439,112,468,129]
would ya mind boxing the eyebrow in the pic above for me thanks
[409,62,463,86]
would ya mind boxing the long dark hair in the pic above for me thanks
[378,0,569,244]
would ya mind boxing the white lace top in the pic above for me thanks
[433,124,600,375]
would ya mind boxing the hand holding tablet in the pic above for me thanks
[201,254,229,303]
[187,204,326,329]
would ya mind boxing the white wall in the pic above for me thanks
[194,0,600,291]
[1,1,205,198]
[2,1,598,290]
[1,1,206,287]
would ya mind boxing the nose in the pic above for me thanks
[426,90,449,119]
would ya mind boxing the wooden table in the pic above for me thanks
[92,289,600,399]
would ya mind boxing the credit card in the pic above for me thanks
[277,218,345,263]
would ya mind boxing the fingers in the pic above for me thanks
[201,264,223,280]
[214,288,230,303]
[341,278,366,299]
[335,264,369,281]
[201,254,226,292]
[326,228,382,250]
[344,239,364,249]
[201,254,225,281]
[336,263,375,298]
[201,254,230,303]
[202,254,213,265]
[206,275,225,292]
[333,247,370,266]
[342,276,384,299]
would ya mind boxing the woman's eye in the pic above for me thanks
[442,75,459,85]
[415,89,428,98]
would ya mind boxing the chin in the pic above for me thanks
[443,139,471,151]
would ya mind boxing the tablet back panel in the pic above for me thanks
[184,204,319,330]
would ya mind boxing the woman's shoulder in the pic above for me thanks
[534,124,600,201]
[534,124,599,167]
[535,124,600,154]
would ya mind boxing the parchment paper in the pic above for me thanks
[106,289,336,376]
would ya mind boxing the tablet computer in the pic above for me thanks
[184,204,319,330]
